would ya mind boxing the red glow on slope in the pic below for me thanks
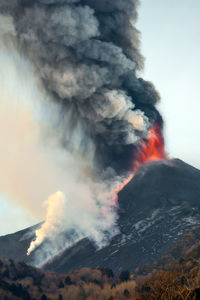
[112,123,166,204]
[111,173,134,205]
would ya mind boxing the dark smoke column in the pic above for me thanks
[0,0,163,174]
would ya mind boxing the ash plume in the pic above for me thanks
[0,0,164,264]
[0,0,162,173]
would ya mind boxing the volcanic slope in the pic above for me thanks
[0,159,200,273]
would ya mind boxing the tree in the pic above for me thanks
[111,283,116,289]
[194,288,200,300]
[100,268,114,278]
[2,269,10,279]
[119,270,130,282]
[65,276,72,285]
[123,288,130,298]
[58,281,64,288]
[9,259,14,267]
[77,286,86,300]
[0,260,3,268]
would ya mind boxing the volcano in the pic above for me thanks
[0,158,200,273]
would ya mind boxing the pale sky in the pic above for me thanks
[0,1,199,236]
[138,0,200,168]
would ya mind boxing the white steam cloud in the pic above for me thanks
[27,191,67,256]
[0,23,121,265]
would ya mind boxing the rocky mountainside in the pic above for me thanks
[0,159,200,274]
[0,223,41,263]
[134,223,200,276]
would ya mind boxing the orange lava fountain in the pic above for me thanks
[112,123,166,204]
[134,122,166,172]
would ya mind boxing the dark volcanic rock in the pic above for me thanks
[0,223,41,263]
[1,159,200,273]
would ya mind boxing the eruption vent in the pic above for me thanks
[0,0,166,264]
[112,122,166,204]
[134,122,166,171]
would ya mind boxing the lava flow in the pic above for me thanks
[112,123,166,204]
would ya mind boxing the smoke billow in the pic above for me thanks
[0,0,164,264]
[0,0,162,172]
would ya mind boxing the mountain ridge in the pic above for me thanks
[0,159,200,274]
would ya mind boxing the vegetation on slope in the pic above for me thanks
[1,226,200,299]
[1,248,200,300]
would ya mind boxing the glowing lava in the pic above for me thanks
[113,123,166,204]
[134,122,166,172]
